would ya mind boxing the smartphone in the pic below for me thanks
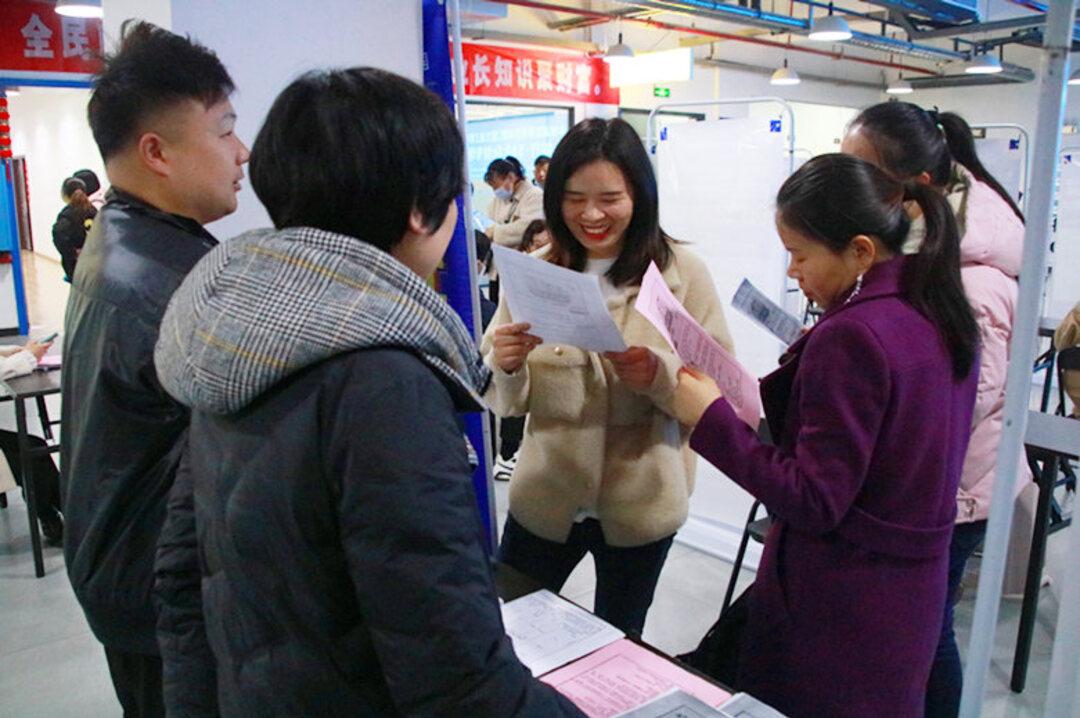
[37,332,59,344]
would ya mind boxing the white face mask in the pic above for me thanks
[493,187,513,202]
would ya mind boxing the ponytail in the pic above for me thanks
[903,181,979,378]
[937,112,1024,222]
[68,188,92,211]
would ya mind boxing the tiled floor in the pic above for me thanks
[0,251,1071,716]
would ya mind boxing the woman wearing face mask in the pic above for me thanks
[672,153,979,718]
[842,102,1027,718]
[485,156,545,249]
[481,118,733,635]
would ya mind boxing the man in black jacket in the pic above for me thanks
[61,22,248,717]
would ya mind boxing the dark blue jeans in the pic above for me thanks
[925,520,988,718]
[497,514,674,636]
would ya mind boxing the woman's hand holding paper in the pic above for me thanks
[672,367,723,427]
[492,322,543,374]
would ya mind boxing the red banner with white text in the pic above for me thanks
[459,42,619,105]
[0,1,103,77]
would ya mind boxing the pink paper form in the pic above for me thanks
[635,262,763,427]
[541,639,731,717]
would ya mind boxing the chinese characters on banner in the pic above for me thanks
[459,42,619,105]
[1,1,103,76]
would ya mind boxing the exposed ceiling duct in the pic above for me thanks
[490,0,941,75]
[864,0,979,25]
[907,61,1035,87]
[611,0,967,62]
[845,30,963,61]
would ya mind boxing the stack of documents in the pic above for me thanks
[500,589,624,677]
[541,638,732,717]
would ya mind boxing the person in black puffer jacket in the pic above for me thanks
[61,22,249,717]
[52,176,97,280]
[152,68,584,718]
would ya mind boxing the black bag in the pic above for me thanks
[676,584,752,686]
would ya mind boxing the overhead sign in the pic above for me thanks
[459,42,619,105]
[0,1,102,79]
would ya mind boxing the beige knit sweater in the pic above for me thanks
[481,243,733,546]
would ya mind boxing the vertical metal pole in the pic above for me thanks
[959,2,1076,714]
[449,0,497,552]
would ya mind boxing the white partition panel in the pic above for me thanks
[975,137,1024,207]
[657,118,790,564]
[1049,155,1080,320]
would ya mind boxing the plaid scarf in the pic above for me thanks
[155,226,490,415]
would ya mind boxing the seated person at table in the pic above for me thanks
[152,67,584,717]
[0,339,62,545]
[673,154,979,718]
[1057,300,1080,417]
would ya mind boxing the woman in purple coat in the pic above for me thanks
[673,153,980,718]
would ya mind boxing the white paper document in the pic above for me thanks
[492,245,628,353]
[635,263,763,427]
[616,688,725,717]
[500,589,624,677]
[731,279,803,346]
[717,692,789,718]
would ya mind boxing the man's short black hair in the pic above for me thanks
[250,68,464,253]
[534,155,550,166]
[88,21,234,161]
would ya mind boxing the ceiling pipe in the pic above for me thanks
[488,0,939,75]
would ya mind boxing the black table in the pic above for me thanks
[0,368,61,577]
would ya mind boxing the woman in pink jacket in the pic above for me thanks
[843,102,1026,718]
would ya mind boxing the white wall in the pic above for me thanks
[170,0,424,240]
[8,87,105,265]
[104,0,172,48]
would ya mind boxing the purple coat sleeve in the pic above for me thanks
[690,318,892,534]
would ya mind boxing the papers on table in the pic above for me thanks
[616,688,724,717]
[500,589,624,677]
[635,262,763,427]
[541,639,731,718]
[731,278,803,346]
[717,692,789,718]
[491,245,627,353]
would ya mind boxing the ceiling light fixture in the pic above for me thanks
[965,52,1003,75]
[605,32,635,62]
[770,58,801,86]
[886,76,913,94]
[808,14,852,43]
[55,0,103,19]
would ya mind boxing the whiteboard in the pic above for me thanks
[1049,156,1080,321]
[657,117,791,546]
[975,136,1024,206]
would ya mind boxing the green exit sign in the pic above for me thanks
[653,87,671,98]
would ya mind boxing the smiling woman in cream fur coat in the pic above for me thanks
[482,118,732,636]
